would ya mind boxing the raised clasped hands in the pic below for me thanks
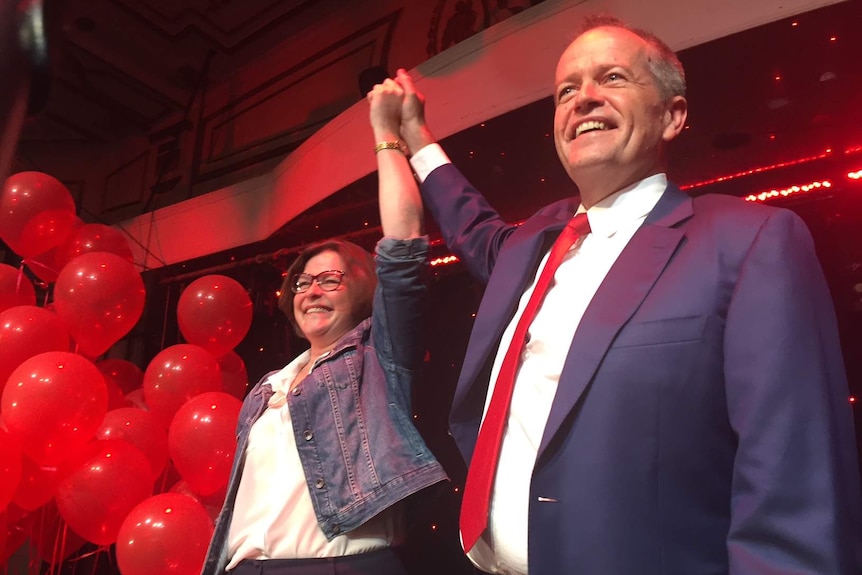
[367,74,404,139]
[367,69,432,154]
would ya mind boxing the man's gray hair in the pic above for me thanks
[577,14,686,101]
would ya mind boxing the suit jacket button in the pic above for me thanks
[316,479,326,489]
[292,387,301,396]
[304,430,313,441]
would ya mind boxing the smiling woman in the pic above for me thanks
[281,241,377,361]
[200,233,446,575]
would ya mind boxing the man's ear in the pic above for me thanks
[662,96,688,142]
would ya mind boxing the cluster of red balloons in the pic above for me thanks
[1,171,256,575]
[0,172,145,357]
[0,172,77,259]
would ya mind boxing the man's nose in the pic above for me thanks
[574,81,603,113]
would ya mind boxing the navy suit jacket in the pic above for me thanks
[421,163,862,575]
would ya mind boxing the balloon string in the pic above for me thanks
[45,509,57,575]
[15,262,25,295]
[66,543,107,575]
[29,507,46,575]
[67,545,103,561]
[161,283,171,351]
[20,258,60,284]
[160,465,170,493]
[89,547,103,575]
[52,521,68,574]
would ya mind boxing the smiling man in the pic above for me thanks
[380,13,862,575]
[552,24,686,208]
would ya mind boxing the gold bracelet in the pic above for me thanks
[374,140,404,154]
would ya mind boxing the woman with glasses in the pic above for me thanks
[201,80,447,575]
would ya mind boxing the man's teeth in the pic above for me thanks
[306,307,330,313]
[575,120,608,138]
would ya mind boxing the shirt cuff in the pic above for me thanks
[409,143,450,183]
[375,235,430,260]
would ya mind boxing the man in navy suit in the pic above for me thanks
[374,14,861,575]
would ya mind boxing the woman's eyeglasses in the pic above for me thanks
[290,270,345,293]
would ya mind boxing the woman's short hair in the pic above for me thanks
[278,239,377,338]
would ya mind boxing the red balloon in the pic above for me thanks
[96,408,168,481]
[0,427,22,511]
[0,172,78,258]
[0,263,36,313]
[55,223,134,268]
[168,392,241,496]
[96,358,144,395]
[53,252,146,357]
[218,349,249,399]
[143,344,222,429]
[177,274,252,357]
[3,502,29,524]
[169,480,225,522]
[12,454,58,511]
[0,510,6,560]
[125,388,147,411]
[0,305,70,397]
[55,439,153,546]
[23,217,84,283]
[105,377,131,410]
[154,461,183,495]
[1,351,108,465]
[0,509,30,565]
[116,493,213,575]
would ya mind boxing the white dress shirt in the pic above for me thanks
[225,350,398,570]
[411,144,666,575]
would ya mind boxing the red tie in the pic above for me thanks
[459,213,591,552]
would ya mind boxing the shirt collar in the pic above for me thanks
[267,349,311,395]
[578,173,667,239]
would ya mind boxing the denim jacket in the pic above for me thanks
[201,237,448,575]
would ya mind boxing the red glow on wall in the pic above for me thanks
[744,180,832,203]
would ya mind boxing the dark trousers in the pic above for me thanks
[230,548,407,575]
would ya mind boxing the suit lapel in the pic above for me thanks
[450,214,569,455]
[537,185,693,460]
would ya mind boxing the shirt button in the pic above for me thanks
[315,479,326,489]
[304,430,313,441]
[332,523,340,534]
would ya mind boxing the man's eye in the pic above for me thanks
[557,86,576,102]
[605,73,623,82]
